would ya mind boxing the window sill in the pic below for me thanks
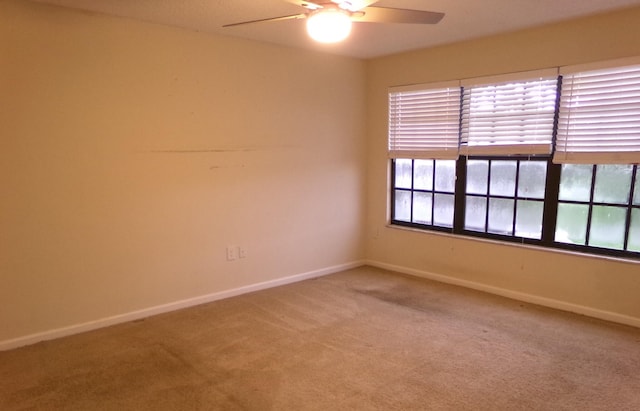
[386,223,640,266]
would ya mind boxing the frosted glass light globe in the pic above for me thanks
[306,9,352,43]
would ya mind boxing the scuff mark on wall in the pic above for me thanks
[209,164,246,170]
[137,145,303,171]
[147,148,259,154]
[141,145,299,154]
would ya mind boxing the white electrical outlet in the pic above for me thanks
[226,246,237,261]
[239,246,247,259]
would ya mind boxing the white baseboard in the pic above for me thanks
[366,260,640,329]
[0,260,365,351]
[6,259,635,351]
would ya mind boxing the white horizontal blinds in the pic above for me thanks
[388,81,461,159]
[555,59,640,164]
[460,69,559,156]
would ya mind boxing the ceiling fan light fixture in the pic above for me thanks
[306,8,352,43]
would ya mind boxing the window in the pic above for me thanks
[556,164,640,252]
[464,157,548,239]
[389,59,640,259]
[393,159,456,229]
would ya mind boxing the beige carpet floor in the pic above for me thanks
[1,266,640,410]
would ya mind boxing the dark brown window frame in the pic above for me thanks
[391,157,640,259]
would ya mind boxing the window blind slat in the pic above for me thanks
[554,63,640,164]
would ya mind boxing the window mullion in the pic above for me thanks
[623,164,637,251]
[484,159,492,233]
[585,165,597,247]
[513,161,521,237]
[410,160,415,223]
[454,157,467,233]
[390,159,397,222]
[541,160,561,246]
[430,160,436,225]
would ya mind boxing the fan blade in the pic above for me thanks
[354,6,444,24]
[223,13,307,28]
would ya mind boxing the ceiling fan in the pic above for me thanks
[223,0,445,43]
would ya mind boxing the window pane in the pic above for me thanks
[593,165,633,205]
[489,161,517,196]
[413,192,433,225]
[395,159,412,189]
[518,161,547,199]
[633,169,640,206]
[465,196,486,232]
[394,190,411,222]
[414,160,434,190]
[466,160,489,195]
[555,203,589,245]
[629,209,640,252]
[589,206,627,250]
[515,200,544,239]
[434,193,454,228]
[559,164,593,202]
[488,198,514,235]
[434,160,456,192]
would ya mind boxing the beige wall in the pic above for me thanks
[0,0,366,343]
[365,7,640,323]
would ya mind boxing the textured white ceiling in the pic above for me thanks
[31,0,640,58]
